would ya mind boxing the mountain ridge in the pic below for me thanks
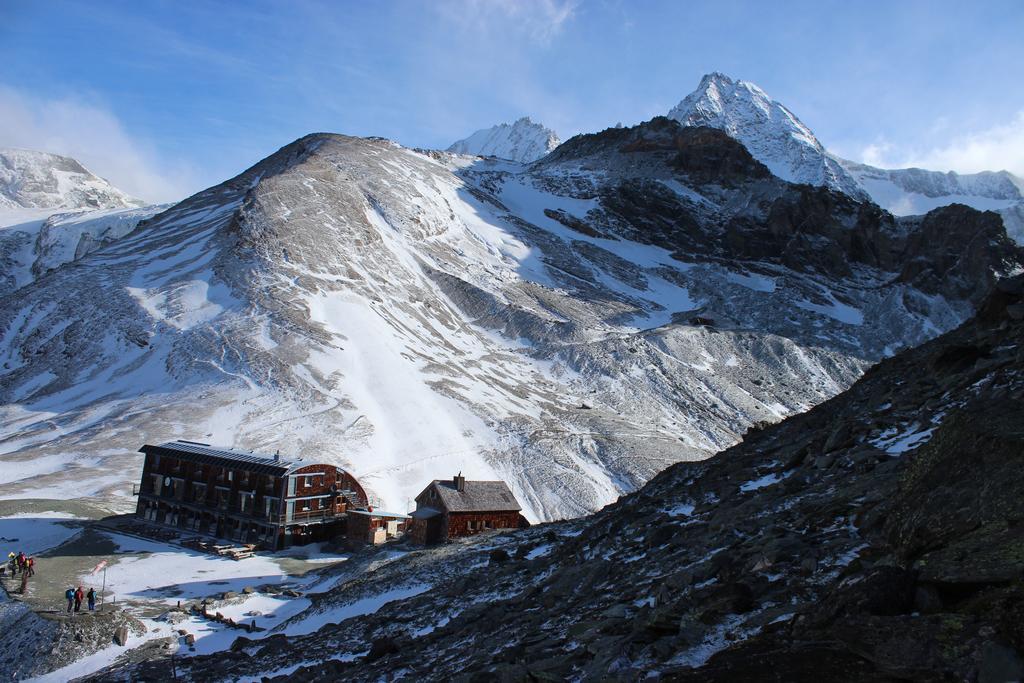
[660,72,1024,243]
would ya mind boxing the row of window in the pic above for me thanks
[153,458,277,488]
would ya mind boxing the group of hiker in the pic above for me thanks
[2,551,35,578]
[64,585,96,613]
[4,550,102,613]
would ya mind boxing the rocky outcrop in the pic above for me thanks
[898,203,1021,303]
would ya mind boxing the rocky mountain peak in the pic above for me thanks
[667,73,866,199]
[0,147,145,210]
[447,117,561,163]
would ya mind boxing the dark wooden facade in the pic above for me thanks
[409,474,527,545]
[446,510,524,540]
[135,441,368,549]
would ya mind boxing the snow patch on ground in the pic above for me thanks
[740,471,792,492]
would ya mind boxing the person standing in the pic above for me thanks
[65,587,75,612]
[87,587,96,611]
[73,585,84,612]
[25,557,34,578]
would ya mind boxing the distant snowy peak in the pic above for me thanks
[447,117,561,163]
[0,148,145,210]
[668,73,866,198]
[839,160,1023,202]
[839,159,1024,244]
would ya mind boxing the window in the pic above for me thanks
[228,471,234,482]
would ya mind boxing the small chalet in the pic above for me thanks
[135,440,368,549]
[409,474,528,545]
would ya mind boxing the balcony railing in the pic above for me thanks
[138,492,345,526]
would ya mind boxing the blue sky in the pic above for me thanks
[2,0,1022,202]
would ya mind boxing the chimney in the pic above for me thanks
[274,450,280,462]
[454,472,466,492]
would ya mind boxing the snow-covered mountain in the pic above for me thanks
[0,148,145,210]
[2,121,1019,523]
[0,149,166,298]
[667,72,866,198]
[838,159,1024,243]
[447,117,560,162]
[667,73,1024,243]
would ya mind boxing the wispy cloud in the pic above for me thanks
[0,85,200,203]
[859,111,1024,178]
[436,0,580,43]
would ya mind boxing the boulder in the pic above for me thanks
[366,636,399,661]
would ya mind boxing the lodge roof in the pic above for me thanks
[140,441,312,476]
[422,479,522,513]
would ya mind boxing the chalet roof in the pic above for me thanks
[424,479,522,513]
[409,507,442,519]
[348,509,410,519]
[139,441,312,477]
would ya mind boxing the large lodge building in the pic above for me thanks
[135,440,368,549]
[135,441,528,550]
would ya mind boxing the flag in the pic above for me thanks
[90,560,108,575]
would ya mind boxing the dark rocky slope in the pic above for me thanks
[93,275,1024,681]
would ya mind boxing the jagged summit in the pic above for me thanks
[668,73,866,198]
[447,116,561,163]
[0,148,146,210]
